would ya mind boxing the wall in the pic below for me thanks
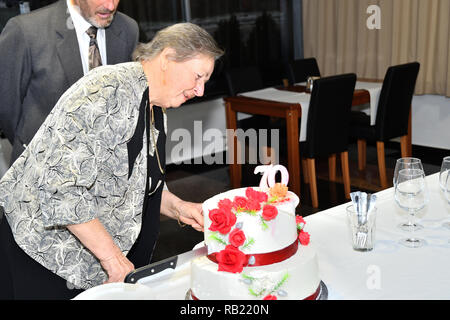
[412,95,450,150]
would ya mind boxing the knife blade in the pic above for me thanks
[124,244,208,284]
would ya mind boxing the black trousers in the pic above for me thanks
[0,214,84,300]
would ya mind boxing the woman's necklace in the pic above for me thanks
[147,101,165,175]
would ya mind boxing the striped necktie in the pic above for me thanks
[86,26,102,70]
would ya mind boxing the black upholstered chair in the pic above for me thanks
[301,73,357,208]
[350,62,420,189]
[260,61,290,88]
[286,57,321,85]
[224,66,273,163]
[224,65,265,96]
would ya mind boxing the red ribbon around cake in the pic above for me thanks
[207,238,298,268]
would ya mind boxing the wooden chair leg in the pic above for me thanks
[357,139,367,170]
[328,154,336,181]
[306,158,319,208]
[340,151,351,199]
[400,135,408,158]
[301,159,309,184]
[376,141,388,189]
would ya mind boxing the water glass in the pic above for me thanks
[393,158,425,231]
[346,205,377,251]
[393,157,424,187]
[439,156,450,191]
[443,173,450,230]
[394,169,429,248]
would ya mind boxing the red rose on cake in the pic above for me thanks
[232,196,248,212]
[218,198,233,211]
[208,208,237,234]
[295,215,310,246]
[245,187,268,203]
[216,245,247,273]
[296,215,306,230]
[298,230,310,245]
[246,198,261,211]
[261,204,278,221]
[228,228,246,247]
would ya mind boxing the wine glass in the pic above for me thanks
[439,156,450,229]
[443,172,450,230]
[393,158,425,231]
[393,157,424,187]
[394,169,429,248]
[439,156,450,191]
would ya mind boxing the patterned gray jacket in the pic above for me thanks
[0,62,166,289]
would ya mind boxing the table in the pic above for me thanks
[74,173,450,300]
[305,172,450,299]
[225,81,413,196]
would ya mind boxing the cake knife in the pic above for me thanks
[124,244,208,284]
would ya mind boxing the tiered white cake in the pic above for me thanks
[190,165,320,300]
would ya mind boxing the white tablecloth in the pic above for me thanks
[306,172,450,299]
[75,173,450,300]
[354,81,382,125]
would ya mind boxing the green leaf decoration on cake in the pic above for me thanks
[270,272,290,294]
[208,232,227,245]
[260,216,269,230]
[240,271,290,299]
[242,238,255,250]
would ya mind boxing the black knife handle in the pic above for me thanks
[124,255,179,284]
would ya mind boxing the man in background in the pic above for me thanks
[0,0,139,164]
[0,1,138,298]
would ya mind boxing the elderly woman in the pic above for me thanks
[0,22,224,299]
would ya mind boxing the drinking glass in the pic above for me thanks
[444,173,450,230]
[394,169,429,248]
[393,158,425,231]
[393,157,424,187]
[439,156,450,191]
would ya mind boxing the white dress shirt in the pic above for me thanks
[66,0,107,75]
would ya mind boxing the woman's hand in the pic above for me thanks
[100,248,135,284]
[67,218,135,283]
[161,190,204,231]
[175,200,204,232]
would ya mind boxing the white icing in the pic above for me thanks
[203,188,299,254]
[191,244,320,300]
[193,186,320,300]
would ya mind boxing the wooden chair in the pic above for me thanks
[350,62,420,189]
[302,73,357,208]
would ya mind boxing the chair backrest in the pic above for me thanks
[260,61,289,87]
[224,66,265,96]
[305,73,357,158]
[286,57,321,85]
[375,62,420,141]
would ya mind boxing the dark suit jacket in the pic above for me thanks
[0,0,139,163]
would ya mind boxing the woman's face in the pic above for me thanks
[161,52,215,108]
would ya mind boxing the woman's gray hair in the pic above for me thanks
[132,22,224,62]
